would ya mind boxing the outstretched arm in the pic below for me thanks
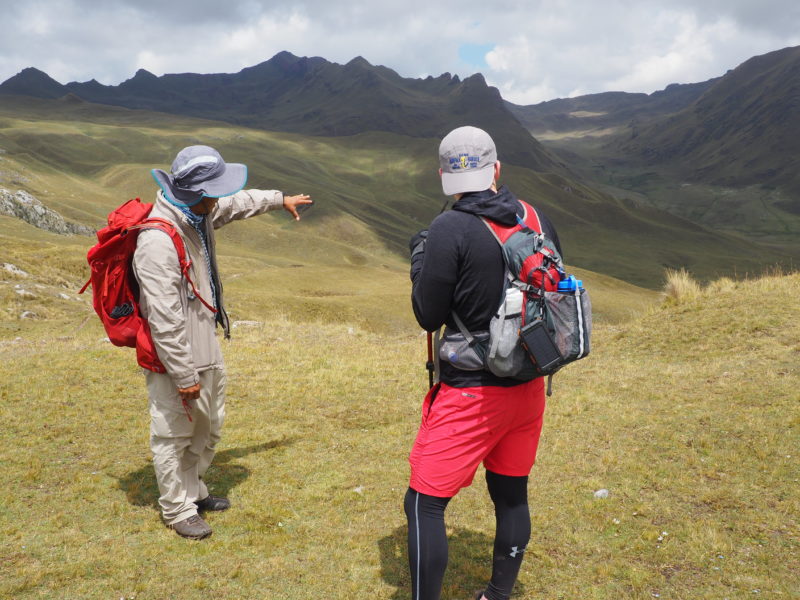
[211,190,313,228]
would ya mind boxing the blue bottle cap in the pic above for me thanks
[557,276,576,292]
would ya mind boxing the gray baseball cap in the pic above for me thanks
[438,126,497,195]
[151,145,248,206]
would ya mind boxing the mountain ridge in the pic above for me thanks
[0,52,558,172]
[507,79,719,137]
[611,45,800,192]
[505,44,800,241]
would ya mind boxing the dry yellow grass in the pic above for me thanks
[662,268,702,304]
[1,262,797,599]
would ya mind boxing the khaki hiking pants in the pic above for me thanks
[145,368,226,525]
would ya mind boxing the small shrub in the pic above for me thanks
[663,268,701,304]
[706,276,737,294]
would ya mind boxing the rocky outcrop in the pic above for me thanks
[2,263,29,277]
[0,188,93,236]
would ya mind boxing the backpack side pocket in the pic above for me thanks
[438,328,489,371]
[544,288,592,362]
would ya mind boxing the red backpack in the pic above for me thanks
[79,198,216,372]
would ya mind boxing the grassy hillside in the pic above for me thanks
[541,133,800,244]
[1,242,796,598]
[1,94,795,289]
[614,46,800,194]
[528,46,800,246]
[2,51,798,600]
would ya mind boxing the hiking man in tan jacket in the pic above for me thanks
[133,145,311,539]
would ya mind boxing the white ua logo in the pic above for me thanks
[509,545,526,558]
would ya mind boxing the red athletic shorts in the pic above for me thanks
[409,378,546,498]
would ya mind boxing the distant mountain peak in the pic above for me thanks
[132,68,157,80]
[461,72,488,87]
[346,56,372,68]
[0,67,66,98]
[10,67,61,85]
[18,67,50,77]
[272,50,300,61]
[267,50,303,68]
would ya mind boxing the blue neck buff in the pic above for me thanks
[174,201,205,227]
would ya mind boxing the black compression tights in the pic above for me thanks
[404,470,531,600]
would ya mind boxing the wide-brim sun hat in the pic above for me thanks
[152,145,248,206]
[439,126,497,196]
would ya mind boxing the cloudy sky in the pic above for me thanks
[1,0,798,105]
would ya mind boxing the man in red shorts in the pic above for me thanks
[405,126,562,600]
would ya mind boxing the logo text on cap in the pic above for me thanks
[450,153,479,171]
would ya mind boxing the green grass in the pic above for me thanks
[1,242,797,598]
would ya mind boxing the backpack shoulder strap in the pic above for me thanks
[447,199,544,343]
[479,199,542,245]
[130,218,218,314]
[517,200,542,233]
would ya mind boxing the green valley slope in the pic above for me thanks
[0,94,793,295]
[511,45,800,245]
[507,80,715,139]
[614,46,800,194]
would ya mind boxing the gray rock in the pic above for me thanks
[14,286,36,298]
[2,263,28,277]
[232,320,262,329]
[0,188,94,236]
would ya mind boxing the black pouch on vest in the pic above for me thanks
[519,319,563,374]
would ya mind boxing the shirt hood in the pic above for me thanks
[450,185,521,226]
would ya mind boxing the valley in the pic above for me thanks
[0,44,797,600]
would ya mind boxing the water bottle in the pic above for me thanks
[505,287,523,314]
[557,275,577,293]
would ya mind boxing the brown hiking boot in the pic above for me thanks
[170,514,212,540]
[195,495,230,512]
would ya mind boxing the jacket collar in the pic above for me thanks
[451,185,522,227]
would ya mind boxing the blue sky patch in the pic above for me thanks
[458,43,495,69]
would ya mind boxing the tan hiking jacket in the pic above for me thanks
[133,189,283,388]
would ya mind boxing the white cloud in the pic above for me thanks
[0,0,798,104]
[477,2,797,103]
[604,12,740,92]
[485,36,559,104]
[133,12,313,77]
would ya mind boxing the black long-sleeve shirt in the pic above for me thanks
[411,185,562,387]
